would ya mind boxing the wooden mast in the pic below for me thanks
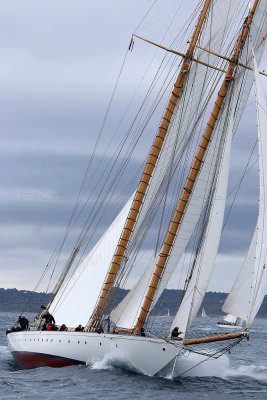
[134,0,259,333]
[89,0,212,331]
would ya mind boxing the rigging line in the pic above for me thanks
[74,38,183,249]
[223,139,257,231]
[141,73,225,326]
[51,51,188,308]
[227,157,257,198]
[182,98,235,333]
[175,338,243,378]
[72,17,183,240]
[133,0,158,34]
[43,49,132,296]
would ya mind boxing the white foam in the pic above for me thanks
[226,363,267,381]
[90,350,141,374]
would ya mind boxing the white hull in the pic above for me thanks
[7,331,212,377]
[217,323,241,330]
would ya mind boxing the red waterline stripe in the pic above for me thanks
[12,351,86,369]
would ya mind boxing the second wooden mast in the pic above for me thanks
[89,0,212,331]
[134,0,259,333]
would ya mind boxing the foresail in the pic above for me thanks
[49,194,135,327]
[222,55,267,326]
[248,56,267,325]
[222,228,257,321]
[110,258,156,329]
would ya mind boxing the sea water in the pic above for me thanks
[1,312,267,399]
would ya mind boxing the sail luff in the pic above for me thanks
[134,0,260,333]
[88,0,212,331]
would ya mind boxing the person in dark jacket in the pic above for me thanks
[139,327,146,337]
[18,315,29,331]
[171,326,182,339]
[96,325,104,334]
[59,324,67,331]
[75,324,84,332]
[43,311,55,324]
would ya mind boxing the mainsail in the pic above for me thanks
[222,55,267,327]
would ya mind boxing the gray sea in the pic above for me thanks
[1,312,267,399]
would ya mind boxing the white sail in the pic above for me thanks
[109,0,243,330]
[110,258,156,328]
[150,3,267,330]
[222,228,257,321]
[201,308,207,318]
[169,91,234,336]
[126,0,242,254]
[223,314,237,324]
[110,96,231,329]
[49,194,135,327]
[222,56,267,326]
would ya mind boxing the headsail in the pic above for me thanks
[222,55,267,327]
[49,194,135,327]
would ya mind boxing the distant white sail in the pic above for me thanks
[223,314,237,324]
[201,308,207,318]
[222,56,267,326]
[49,194,135,327]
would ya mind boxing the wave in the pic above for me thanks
[226,363,267,381]
[90,350,140,375]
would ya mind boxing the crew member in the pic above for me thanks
[96,325,104,334]
[171,326,182,339]
[18,315,29,331]
[43,311,55,324]
[75,324,84,332]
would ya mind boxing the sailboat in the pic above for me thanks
[201,308,207,318]
[6,0,267,378]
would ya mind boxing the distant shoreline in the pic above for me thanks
[1,288,267,317]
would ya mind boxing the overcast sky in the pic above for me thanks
[0,0,266,293]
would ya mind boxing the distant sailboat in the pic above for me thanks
[201,308,207,318]
[6,0,267,377]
